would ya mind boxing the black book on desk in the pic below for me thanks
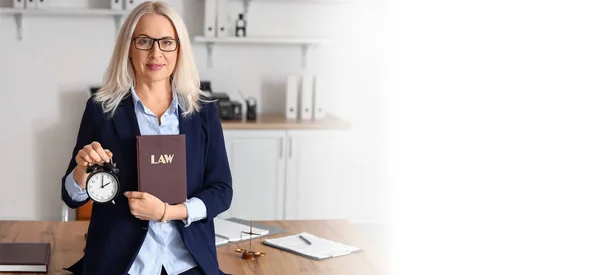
[0,243,51,272]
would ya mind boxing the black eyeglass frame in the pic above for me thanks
[132,36,180,52]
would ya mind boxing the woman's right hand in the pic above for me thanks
[73,141,113,189]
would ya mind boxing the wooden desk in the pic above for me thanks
[0,220,388,275]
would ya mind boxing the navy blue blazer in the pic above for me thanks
[61,93,233,275]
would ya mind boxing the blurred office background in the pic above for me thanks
[0,0,388,247]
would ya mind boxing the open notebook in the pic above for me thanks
[214,218,269,242]
[263,232,361,260]
[215,236,229,246]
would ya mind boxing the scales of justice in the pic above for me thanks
[234,221,266,260]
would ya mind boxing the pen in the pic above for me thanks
[299,235,312,245]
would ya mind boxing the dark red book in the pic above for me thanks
[0,243,50,272]
[136,134,187,204]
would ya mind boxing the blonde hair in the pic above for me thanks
[95,1,208,117]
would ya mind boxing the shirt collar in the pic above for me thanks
[130,83,179,117]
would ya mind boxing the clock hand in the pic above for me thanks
[100,176,111,188]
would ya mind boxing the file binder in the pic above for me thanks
[312,75,325,120]
[124,0,137,10]
[13,0,25,8]
[216,0,229,37]
[25,0,36,9]
[300,75,314,120]
[286,75,299,120]
[204,0,217,37]
[111,0,123,10]
[36,0,49,9]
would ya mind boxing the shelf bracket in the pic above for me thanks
[15,13,23,41]
[301,44,309,71]
[207,42,215,68]
[243,0,251,14]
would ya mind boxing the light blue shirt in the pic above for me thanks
[64,86,207,275]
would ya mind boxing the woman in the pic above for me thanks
[61,1,233,275]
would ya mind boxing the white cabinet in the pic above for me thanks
[219,129,352,221]
[284,130,352,220]
[219,130,286,220]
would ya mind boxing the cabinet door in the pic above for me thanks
[284,130,353,220]
[218,130,286,220]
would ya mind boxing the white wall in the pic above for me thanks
[0,0,387,222]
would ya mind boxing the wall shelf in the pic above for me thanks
[1,3,335,68]
[193,36,328,45]
[192,36,328,69]
[0,8,128,40]
[233,0,356,3]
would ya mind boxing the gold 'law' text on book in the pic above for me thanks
[151,154,174,164]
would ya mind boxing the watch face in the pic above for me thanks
[86,172,119,203]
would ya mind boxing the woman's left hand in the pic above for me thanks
[124,191,165,221]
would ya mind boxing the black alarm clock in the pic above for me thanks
[85,159,120,204]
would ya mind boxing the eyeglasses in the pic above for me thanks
[132,36,179,52]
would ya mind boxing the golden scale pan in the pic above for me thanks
[234,221,266,260]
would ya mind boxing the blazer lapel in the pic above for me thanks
[112,93,141,190]
[178,106,204,192]
[113,92,141,141]
[178,106,198,141]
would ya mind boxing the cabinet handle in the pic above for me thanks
[279,137,283,159]
[288,137,293,158]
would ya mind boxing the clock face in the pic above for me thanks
[86,172,119,203]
